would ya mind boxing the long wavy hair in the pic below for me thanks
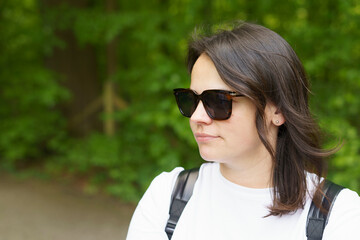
[187,22,338,216]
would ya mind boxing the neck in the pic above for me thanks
[219,151,273,189]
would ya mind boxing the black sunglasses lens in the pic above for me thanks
[203,91,232,120]
[174,89,234,120]
[174,90,197,117]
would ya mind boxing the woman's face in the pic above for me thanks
[189,54,275,168]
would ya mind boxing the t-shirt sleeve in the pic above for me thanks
[323,188,360,239]
[126,167,183,240]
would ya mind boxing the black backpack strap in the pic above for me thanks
[165,167,200,240]
[306,180,344,240]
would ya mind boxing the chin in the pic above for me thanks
[199,149,224,163]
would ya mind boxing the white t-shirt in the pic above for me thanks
[126,163,360,240]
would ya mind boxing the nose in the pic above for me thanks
[190,100,212,124]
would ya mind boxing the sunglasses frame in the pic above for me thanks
[173,88,243,120]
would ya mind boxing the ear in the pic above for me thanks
[265,102,285,126]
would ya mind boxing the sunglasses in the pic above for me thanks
[173,88,243,120]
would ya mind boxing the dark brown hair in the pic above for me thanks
[187,21,337,216]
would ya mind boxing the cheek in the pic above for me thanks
[189,120,195,133]
[224,121,258,145]
[225,108,260,144]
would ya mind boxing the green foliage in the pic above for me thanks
[0,0,69,167]
[1,0,359,201]
[48,125,199,201]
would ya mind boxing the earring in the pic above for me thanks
[275,120,279,124]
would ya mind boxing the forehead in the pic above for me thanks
[190,54,233,93]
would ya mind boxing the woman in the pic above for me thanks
[126,22,360,239]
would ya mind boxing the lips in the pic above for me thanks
[194,133,219,142]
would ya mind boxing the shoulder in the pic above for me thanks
[329,188,360,217]
[134,163,214,213]
[304,174,360,239]
[126,166,184,239]
[127,164,213,240]
[139,166,184,206]
[323,188,360,239]
[142,162,214,202]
